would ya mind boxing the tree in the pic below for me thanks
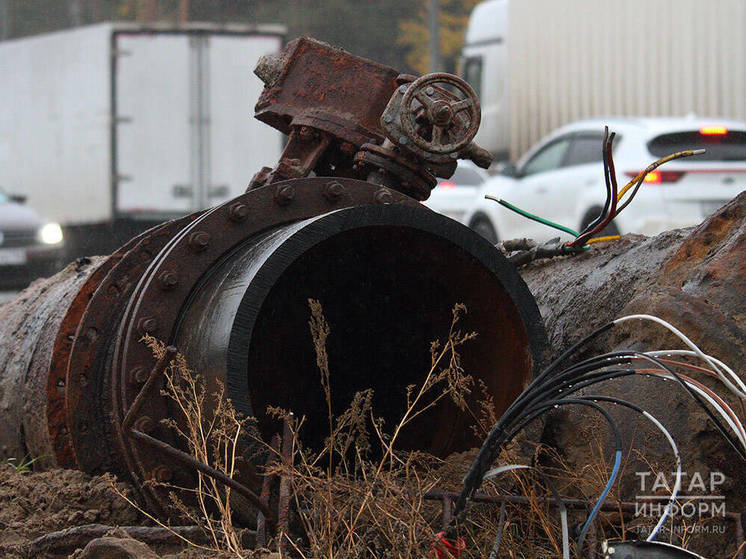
[398,0,479,75]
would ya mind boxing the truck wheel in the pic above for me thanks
[580,207,620,238]
[470,216,498,244]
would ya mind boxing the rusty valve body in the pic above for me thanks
[0,39,546,520]
[250,37,492,199]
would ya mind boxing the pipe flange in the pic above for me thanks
[64,216,198,490]
[111,177,419,512]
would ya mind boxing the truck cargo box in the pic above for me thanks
[0,22,284,230]
[463,0,746,160]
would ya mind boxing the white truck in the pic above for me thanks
[463,0,746,161]
[0,22,284,258]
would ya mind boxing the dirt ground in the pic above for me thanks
[0,463,143,557]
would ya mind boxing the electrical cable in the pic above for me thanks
[644,350,746,402]
[483,464,570,559]
[615,149,705,215]
[485,195,581,238]
[616,149,707,201]
[488,399,622,551]
[456,318,744,521]
[637,370,746,450]
[585,235,621,245]
[582,395,682,542]
[616,315,746,400]
[570,133,619,247]
[450,314,743,558]
[639,357,746,440]
[578,126,614,238]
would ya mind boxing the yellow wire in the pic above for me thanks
[585,235,621,245]
[616,149,704,201]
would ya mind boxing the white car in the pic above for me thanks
[463,118,746,243]
[423,161,490,223]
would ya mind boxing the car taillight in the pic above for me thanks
[439,181,456,189]
[625,170,686,184]
[700,126,728,136]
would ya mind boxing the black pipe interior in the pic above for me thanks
[175,206,539,460]
[243,225,530,457]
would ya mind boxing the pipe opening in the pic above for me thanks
[241,228,531,456]
[176,206,540,459]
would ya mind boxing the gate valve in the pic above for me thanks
[380,73,492,169]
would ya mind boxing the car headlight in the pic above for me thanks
[38,222,63,245]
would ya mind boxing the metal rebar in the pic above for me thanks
[487,500,507,559]
[277,414,294,551]
[129,428,275,523]
[122,346,177,432]
[441,495,453,531]
[256,433,281,548]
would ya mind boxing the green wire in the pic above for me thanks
[484,195,590,252]
[486,196,580,237]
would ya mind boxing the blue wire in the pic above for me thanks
[578,450,622,549]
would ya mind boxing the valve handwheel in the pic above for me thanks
[400,72,481,155]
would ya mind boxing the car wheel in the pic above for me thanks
[579,207,620,238]
[470,216,498,244]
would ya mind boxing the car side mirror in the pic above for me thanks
[9,194,27,204]
[496,162,518,177]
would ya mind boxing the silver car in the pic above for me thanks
[0,188,64,288]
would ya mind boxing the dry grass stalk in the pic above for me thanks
[114,335,256,557]
[262,300,477,559]
[111,306,691,558]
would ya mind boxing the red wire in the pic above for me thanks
[569,133,618,247]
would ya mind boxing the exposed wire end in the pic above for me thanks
[585,235,621,245]
[617,148,706,201]
[569,131,619,248]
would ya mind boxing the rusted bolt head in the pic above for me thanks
[254,53,282,86]
[274,184,295,206]
[432,100,453,126]
[298,126,314,141]
[153,466,173,482]
[133,416,155,433]
[138,316,158,335]
[130,367,148,384]
[228,202,249,222]
[323,181,345,201]
[188,231,210,252]
[340,142,356,155]
[374,188,394,205]
[158,271,178,291]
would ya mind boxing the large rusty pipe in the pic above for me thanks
[0,178,547,516]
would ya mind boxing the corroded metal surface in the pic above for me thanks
[0,257,106,464]
[250,37,490,200]
[0,175,547,518]
[0,40,546,525]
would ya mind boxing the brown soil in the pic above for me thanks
[0,463,140,558]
